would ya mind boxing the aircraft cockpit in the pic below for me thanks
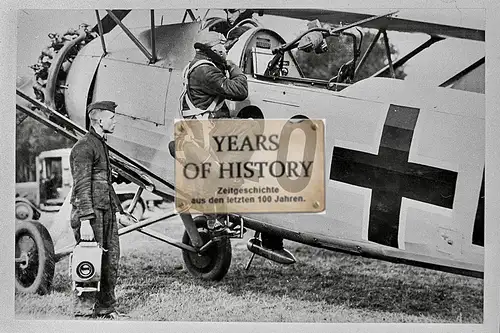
[231,28,304,79]
[229,23,363,92]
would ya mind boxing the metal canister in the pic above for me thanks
[69,241,103,293]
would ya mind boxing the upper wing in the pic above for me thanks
[256,9,485,41]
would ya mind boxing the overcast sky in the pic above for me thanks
[17,9,484,85]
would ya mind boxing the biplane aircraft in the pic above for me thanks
[15,7,485,295]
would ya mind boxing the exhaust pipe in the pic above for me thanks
[247,238,296,265]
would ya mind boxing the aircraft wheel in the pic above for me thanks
[182,215,232,281]
[15,201,34,221]
[121,199,144,221]
[15,220,55,295]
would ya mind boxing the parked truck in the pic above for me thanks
[15,148,162,221]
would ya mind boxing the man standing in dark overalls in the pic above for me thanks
[70,100,123,319]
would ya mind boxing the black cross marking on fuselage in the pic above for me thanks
[330,104,458,248]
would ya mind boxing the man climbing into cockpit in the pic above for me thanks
[180,27,290,256]
[174,30,248,235]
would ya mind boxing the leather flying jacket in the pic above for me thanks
[70,126,120,224]
[182,46,248,118]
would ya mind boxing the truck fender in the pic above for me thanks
[15,197,41,221]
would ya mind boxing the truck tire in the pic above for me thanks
[182,215,232,281]
[15,220,55,295]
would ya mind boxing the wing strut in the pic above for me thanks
[150,10,157,63]
[105,10,157,64]
[354,30,382,77]
[439,57,485,88]
[182,9,197,23]
[382,30,395,78]
[95,10,107,55]
[91,10,131,35]
[371,35,443,78]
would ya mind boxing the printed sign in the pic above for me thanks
[174,118,325,214]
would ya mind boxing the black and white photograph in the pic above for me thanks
[2,1,500,332]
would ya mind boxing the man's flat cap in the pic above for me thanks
[87,100,117,113]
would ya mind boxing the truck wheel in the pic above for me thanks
[182,215,232,281]
[15,220,55,295]
[16,201,34,221]
[121,199,144,221]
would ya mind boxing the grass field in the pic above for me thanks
[15,209,483,323]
